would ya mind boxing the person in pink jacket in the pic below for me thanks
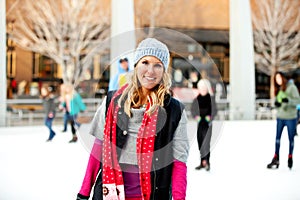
[76,38,189,200]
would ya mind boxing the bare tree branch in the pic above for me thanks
[134,0,176,39]
[251,0,300,98]
[8,0,110,87]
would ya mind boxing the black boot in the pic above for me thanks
[195,159,204,170]
[267,155,279,169]
[288,156,293,169]
[202,160,210,171]
[195,160,210,171]
[195,164,202,170]
[69,135,78,143]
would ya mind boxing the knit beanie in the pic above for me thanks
[134,38,170,69]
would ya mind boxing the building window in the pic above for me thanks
[39,56,57,79]
[6,33,16,78]
[255,70,270,99]
[171,56,202,88]
[32,53,58,81]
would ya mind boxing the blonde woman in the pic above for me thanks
[77,38,189,200]
[61,84,86,143]
[191,78,217,171]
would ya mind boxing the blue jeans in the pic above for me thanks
[275,118,297,156]
[45,116,56,140]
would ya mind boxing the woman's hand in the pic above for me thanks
[274,101,281,107]
[48,112,54,118]
[194,116,201,122]
[282,98,289,103]
[205,115,211,122]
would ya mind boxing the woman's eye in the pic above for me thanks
[154,64,163,68]
[141,61,149,65]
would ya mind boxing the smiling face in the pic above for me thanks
[136,56,164,93]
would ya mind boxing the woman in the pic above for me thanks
[191,79,217,171]
[61,84,86,143]
[41,85,57,142]
[77,38,189,200]
[267,71,300,169]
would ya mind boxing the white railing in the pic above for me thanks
[216,99,276,120]
[6,98,103,126]
[6,97,276,126]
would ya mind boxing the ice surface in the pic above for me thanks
[0,120,299,200]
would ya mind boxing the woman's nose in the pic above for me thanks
[146,64,155,73]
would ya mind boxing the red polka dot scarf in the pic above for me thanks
[102,85,158,200]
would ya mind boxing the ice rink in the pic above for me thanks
[0,120,299,200]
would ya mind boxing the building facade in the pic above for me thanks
[5,0,299,99]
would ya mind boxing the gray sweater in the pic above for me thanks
[42,95,57,117]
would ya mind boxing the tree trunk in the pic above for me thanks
[270,73,275,100]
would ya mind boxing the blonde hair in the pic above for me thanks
[59,84,76,103]
[197,79,214,96]
[118,68,172,117]
[63,84,75,96]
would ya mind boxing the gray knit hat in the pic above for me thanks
[134,38,170,69]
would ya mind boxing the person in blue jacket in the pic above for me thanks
[108,58,130,91]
